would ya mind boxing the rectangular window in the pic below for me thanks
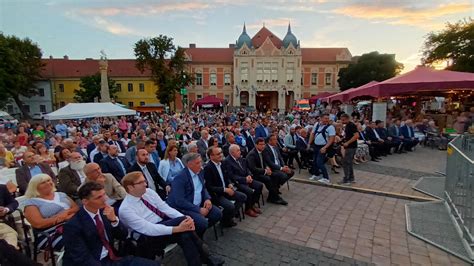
[271,62,278,82]
[40,105,46,113]
[139,83,145,92]
[38,88,45,97]
[128,83,133,92]
[224,73,231,86]
[197,94,202,99]
[240,62,248,82]
[116,83,122,92]
[196,73,203,85]
[140,101,145,106]
[311,73,318,85]
[301,72,304,85]
[60,101,65,107]
[59,84,64,93]
[210,73,217,86]
[325,73,332,85]
[286,62,294,83]
[263,62,271,82]
[128,101,134,107]
[256,62,263,83]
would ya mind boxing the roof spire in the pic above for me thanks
[243,22,247,33]
[287,22,292,33]
[263,21,265,28]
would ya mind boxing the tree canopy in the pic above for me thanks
[134,35,192,107]
[337,51,404,91]
[74,73,118,103]
[422,18,474,73]
[0,33,44,118]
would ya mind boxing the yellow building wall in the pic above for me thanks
[52,78,159,109]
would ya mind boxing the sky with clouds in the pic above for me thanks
[1,0,472,72]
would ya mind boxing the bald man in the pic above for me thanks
[83,163,126,209]
[15,151,56,195]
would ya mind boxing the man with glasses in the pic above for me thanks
[119,172,224,265]
[203,147,246,227]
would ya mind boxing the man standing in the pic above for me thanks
[339,114,359,185]
[100,145,130,182]
[128,149,170,200]
[196,130,209,160]
[167,153,222,238]
[119,172,224,265]
[203,147,246,227]
[63,182,158,265]
[223,144,263,217]
[307,114,335,183]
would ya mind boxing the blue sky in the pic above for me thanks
[1,0,472,72]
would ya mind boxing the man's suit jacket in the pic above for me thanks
[196,139,208,160]
[16,163,56,195]
[93,153,105,164]
[0,184,18,214]
[203,161,231,199]
[86,143,96,157]
[241,130,255,152]
[156,139,168,159]
[167,168,211,214]
[255,125,269,139]
[108,140,126,154]
[246,148,268,176]
[284,134,297,149]
[127,162,167,191]
[375,128,389,140]
[365,127,380,142]
[263,145,285,171]
[57,165,82,199]
[99,156,130,182]
[388,125,401,139]
[62,207,128,266]
[296,135,309,151]
[400,125,415,139]
[223,155,251,185]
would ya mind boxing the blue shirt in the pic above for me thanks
[29,165,42,178]
[188,169,202,206]
[167,160,184,183]
[55,124,67,137]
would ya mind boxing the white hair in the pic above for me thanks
[24,174,56,198]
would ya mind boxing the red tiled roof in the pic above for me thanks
[301,48,351,63]
[185,48,234,64]
[41,59,150,78]
[251,27,283,49]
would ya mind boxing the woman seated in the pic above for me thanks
[23,174,79,253]
[158,145,184,184]
[56,148,71,169]
[354,123,369,163]
[36,143,56,167]
[0,143,15,168]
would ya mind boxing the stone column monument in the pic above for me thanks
[99,50,111,102]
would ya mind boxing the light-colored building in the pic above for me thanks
[184,24,352,112]
[5,80,54,118]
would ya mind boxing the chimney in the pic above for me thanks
[229,44,236,48]
[63,55,69,60]
[49,55,53,59]
[189,43,196,48]
[85,58,93,60]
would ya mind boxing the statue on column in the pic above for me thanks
[99,50,111,102]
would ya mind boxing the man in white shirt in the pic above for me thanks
[119,172,224,265]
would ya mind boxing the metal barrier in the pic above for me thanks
[445,134,474,245]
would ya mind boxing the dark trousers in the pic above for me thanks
[181,205,222,238]
[214,191,247,224]
[403,138,419,151]
[298,149,312,167]
[236,181,263,210]
[136,216,203,266]
[286,149,301,167]
[253,174,279,200]
[342,148,356,182]
[312,145,329,179]
[102,256,159,266]
[0,239,41,266]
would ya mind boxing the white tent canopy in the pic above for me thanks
[44,102,136,120]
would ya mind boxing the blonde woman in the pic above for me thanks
[0,144,15,168]
[23,174,79,253]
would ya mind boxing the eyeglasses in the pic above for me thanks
[133,180,147,186]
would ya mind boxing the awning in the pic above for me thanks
[44,102,136,120]
[325,81,379,103]
[193,95,224,108]
[309,92,334,104]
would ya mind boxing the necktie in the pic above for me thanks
[141,197,169,220]
[94,215,120,261]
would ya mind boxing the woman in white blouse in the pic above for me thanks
[157,145,184,184]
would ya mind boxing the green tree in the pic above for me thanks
[422,18,474,72]
[337,51,404,91]
[74,73,118,103]
[0,33,44,118]
[134,35,192,107]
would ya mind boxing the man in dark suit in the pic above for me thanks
[100,145,130,183]
[0,184,19,248]
[86,135,101,159]
[255,119,270,139]
[57,152,87,201]
[247,138,287,205]
[155,132,168,159]
[196,130,209,161]
[364,121,387,160]
[241,125,255,152]
[223,144,263,217]
[388,119,405,153]
[63,182,158,266]
[375,120,398,155]
[92,141,109,164]
[295,128,312,169]
[127,149,169,200]
[108,132,126,154]
[167,153,222,238]
[400,119,419,151]
[144,140,160,167]
[16,151,56,195]
[264,134,294,188]
[203,147,246,227]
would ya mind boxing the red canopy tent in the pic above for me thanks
[323,81,379,103]
[193,95,225,109]
[346,66,474,100]
[309,92,334,104]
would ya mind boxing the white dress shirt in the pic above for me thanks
[270,145,280,166]
[212,161,226,192]
[138,163,157,191]
[75,169,86,184]
[119,188,183,237]
[84,207,119,260]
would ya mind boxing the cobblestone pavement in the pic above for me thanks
[163,228,373,265]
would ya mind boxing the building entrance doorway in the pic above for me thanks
[256,91,278,112]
